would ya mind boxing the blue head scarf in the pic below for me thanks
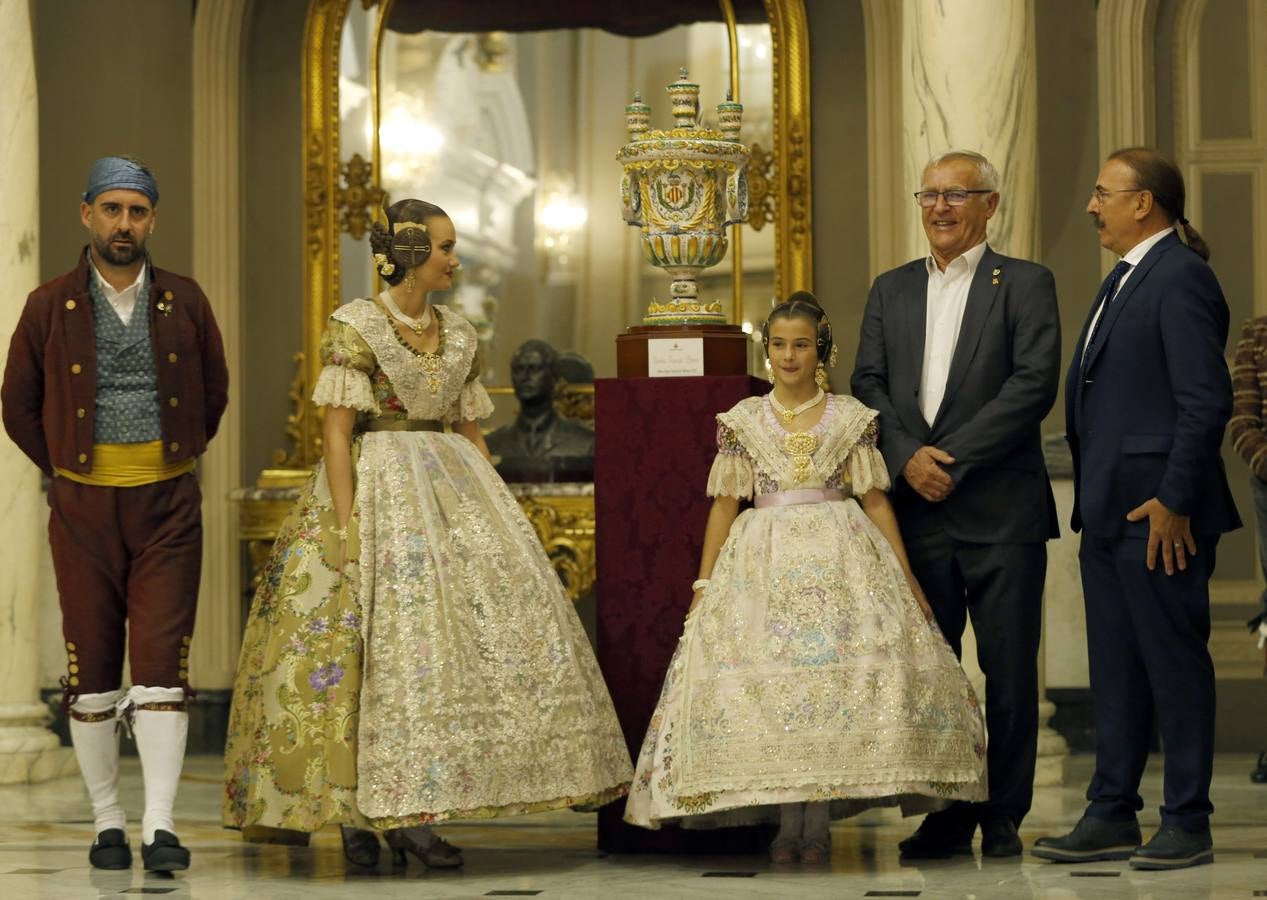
[82,156,159,206]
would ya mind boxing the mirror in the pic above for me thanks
[295,0,811,466]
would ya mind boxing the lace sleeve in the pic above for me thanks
[846,418,890,495]
[706,421,755,499]
[448,380,495,423]
[312,319,378,413]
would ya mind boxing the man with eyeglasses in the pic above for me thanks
[1033,148,1238,870]
[852,149,1061,859]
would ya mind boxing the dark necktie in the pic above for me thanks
[1080,259,1132,375]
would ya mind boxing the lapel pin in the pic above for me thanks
[992,267,1001,286]
[156,300,172,316]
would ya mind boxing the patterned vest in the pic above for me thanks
[89,273,162,443]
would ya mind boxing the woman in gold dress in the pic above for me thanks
[624,293,986,863]
[223,199,631,867]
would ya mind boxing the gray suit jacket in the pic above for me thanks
[850,244,1061,543]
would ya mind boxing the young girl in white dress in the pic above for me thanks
[624,292,986,863]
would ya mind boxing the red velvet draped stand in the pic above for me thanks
[594,375,771,853]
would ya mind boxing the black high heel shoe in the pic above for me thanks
[339,825,381,867]
[383,828,463,868]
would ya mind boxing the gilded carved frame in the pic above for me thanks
[295,0,812,465]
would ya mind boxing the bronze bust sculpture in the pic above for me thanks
[488,340,594,480]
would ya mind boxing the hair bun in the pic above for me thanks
[785,290,820,308]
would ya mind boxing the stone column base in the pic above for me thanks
[0,703,78,784]
[1034,698,1070,786]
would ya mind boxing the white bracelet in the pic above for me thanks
[692,578,711,592]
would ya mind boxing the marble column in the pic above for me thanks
[899,0,1067,782]
[0,0,76,784]
[900,0,1039,261]
[187,0,249,692]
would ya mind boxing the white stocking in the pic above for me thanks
[69,690,126,835]
[127,686,187,844]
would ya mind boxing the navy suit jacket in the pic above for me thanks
[851,245,1061,544]
[1065,230,1240,538]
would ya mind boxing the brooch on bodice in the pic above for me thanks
[784,431,818,484]
[420,353,441,393]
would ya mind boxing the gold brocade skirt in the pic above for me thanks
[224,432,630,833]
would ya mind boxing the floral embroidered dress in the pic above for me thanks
[624,394,986,829]
[224,298,631,832]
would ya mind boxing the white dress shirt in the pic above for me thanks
[920,241,988,426]
[89,256,147,327]
[1081,226,1175,362]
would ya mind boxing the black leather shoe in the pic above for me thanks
[141,830,190,872]
[89,829,131,870]
[980,817,1023,858]
[1129,823,1213,870]
[1031,815,1140,863]
[1251,751,1267,784]
[898,809,976,859]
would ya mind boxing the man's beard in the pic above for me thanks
[94,232,146,266]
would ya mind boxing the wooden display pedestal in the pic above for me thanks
[615,324,749,378]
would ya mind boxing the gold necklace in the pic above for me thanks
[386,307,446,393]
[769,388,825,425]
[380,289,431,335]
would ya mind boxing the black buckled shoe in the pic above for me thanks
[980,817,1023,858]
[898,809,976,859]
[1031,815,1140,863]
[1129,823,1213,870]
[141,830,190,872]
[89,829,132,870]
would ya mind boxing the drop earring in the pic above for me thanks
[766,362,775,384]
[404,269,417,291]
[814,363,828,390]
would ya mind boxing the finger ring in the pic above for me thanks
[1173,542,1183,548]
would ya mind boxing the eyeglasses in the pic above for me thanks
[1090,187,1142,204]
[913,189,994,208]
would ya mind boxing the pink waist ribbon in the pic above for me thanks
[752,488,846,509]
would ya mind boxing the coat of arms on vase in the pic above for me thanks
[618,68,750,326]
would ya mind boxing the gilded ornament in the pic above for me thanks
[783,430,818,484]
[336,153,386,240]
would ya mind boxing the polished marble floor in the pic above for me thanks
[1,754,1264,899]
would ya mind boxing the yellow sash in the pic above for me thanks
[54,440,195,487]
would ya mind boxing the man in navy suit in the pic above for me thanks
[852,150,1061,858]
[1033,148,1239,870]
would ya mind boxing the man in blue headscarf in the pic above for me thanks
[2,156,228,873]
